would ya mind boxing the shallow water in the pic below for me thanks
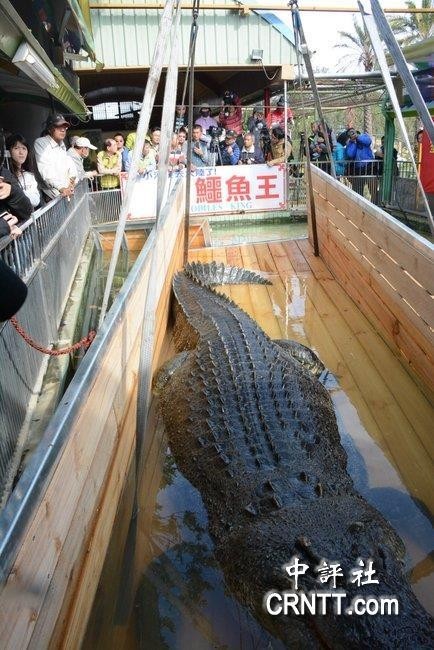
[209,218,307,246]
[84,245,433,649]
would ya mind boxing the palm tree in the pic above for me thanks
[334,17,375,134]
[388,0,433,46]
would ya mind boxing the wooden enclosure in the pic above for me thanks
[309,167,434,397]
[0,184,186,649]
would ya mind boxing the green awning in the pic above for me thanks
[67,0,97,62]
[0,0,89,117]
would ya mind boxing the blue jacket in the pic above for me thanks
[345,134,374,170]
[219,142,240,165]
[332,142,346,176]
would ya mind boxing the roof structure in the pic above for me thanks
[0,0,89,115]
[75,0,297,106]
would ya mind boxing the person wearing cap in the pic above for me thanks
[34,114,77,200]
[195,103,218,134]
[67,137,98,182]
[218,130,240,165]
[266,96,294,132]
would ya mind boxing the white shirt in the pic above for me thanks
[34,135,76,199]
[67,147,95,182]
[16,170,40,208]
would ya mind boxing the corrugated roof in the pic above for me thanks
[77,1,296,70]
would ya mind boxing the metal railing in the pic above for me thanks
[88,188,122,225]
[287,159,428,220]
[0,181,90,505]
[0,175,185,588]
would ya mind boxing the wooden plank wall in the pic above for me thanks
[309,167,434,395]
[0,184,186,649]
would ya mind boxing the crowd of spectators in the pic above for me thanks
[306,120,403,196]
[0,96,407,245]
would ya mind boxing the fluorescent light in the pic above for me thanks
[251,49,263,62]
[12,42,58,90]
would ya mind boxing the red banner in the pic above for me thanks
[420,127,434,194]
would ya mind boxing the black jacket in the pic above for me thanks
[0,166,32,223]
[0,259,28,321]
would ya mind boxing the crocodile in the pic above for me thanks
[155,261,433,648]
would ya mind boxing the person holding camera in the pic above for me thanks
[218,90,243,139]
[266,96,294,132]
[345,128,374,175]
[195,103,218,133]
[218,130,240,166]
[238,133,264,165]
[247,107,266,147]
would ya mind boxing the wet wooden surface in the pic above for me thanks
[189,239,434,611]
[83,237,433,649]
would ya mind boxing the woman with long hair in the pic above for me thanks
[6,134,41,208]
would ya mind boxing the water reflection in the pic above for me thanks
[135,451,285,649]
[85,244,433,647]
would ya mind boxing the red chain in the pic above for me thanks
[10,317,96,356]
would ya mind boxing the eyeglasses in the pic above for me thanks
[55,126,68,131]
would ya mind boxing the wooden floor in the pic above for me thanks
[189,238,434,611]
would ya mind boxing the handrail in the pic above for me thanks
[0,175,184,583]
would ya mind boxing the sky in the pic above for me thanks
[272,0,414,73]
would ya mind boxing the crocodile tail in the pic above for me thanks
[184,261,271,286]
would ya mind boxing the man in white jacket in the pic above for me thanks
[67,136,98,182]
[34,114,77,200]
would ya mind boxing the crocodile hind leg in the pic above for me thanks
[152,350,192,395]
[273,339,325,377]
[273,339,339,388]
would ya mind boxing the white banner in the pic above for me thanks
[121,164,286,219]
[190,164,286,215]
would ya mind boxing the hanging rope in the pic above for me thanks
[10,317,95,356]
[180,0,200,111]
[184,0,200,264]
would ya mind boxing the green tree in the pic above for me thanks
[334,17,375,134]
[388,0,434,46]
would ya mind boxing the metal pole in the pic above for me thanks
[284,79,288,163]
[184,0,200,265]
[304,135,320,256]
[89,3,434,13]
[291,1,319,256]
[358,0,434,236]
[290,1,336,179]
[156,10,181,216]
[98,0,177,328]
[369,0,434,145]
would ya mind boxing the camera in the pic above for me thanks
[207,125,223,139]
[223,90,236,106]
[259,126,271,142]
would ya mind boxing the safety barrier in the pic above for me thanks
[0,181,90,505]
[0,174,186,648]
